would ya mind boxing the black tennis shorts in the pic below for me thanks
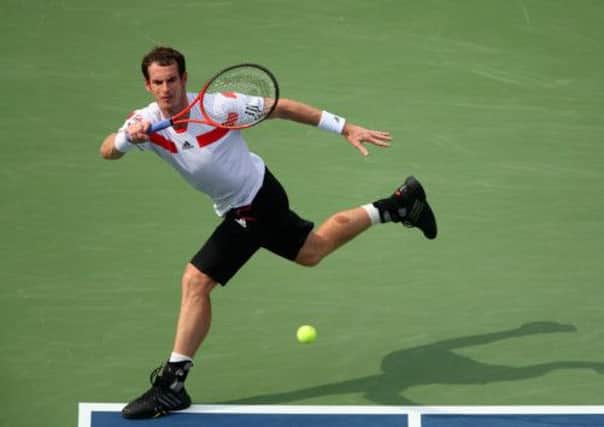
[190,168,314,285]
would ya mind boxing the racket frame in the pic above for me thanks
[148,63,279,134]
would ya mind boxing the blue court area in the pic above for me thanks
[423,415,604,427]
[80,405,604,427]
[91,412,406,427]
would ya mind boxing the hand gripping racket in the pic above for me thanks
[148,63,279,133]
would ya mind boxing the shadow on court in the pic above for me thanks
[226,322,604,405]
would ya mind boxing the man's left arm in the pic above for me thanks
[269,98,391,156]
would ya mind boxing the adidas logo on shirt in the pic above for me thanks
[182,141,194,150]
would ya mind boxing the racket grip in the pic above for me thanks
[148,118,173,134]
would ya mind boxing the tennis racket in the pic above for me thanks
[148,63,279,133]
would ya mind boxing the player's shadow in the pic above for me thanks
[226,322,604,405]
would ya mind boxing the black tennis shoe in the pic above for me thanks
[373,176,437,239]
[122,362,192,419]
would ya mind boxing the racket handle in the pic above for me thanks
[148,118,173,134]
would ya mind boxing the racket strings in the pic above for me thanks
[202,65,278,127]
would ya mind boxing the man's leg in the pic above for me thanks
[122,210,260,420]
[172,263,217,358]
[295,176,437,266]
[122,264,217,419]
[295,207,371,266]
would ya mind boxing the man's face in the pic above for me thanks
[144,62,187,115]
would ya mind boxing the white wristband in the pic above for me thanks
[114,130,135,153]
[318,111,346,134]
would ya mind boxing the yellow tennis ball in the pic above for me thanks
[296,325,317,344]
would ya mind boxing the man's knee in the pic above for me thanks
[295,251,323,267]
[295,233,326,267]
[182,263,217,298]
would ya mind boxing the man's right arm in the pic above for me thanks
[100,133,126,160]
[100,120,151,160]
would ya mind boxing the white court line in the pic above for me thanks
[408,408,422,427]
[78,403,604,427]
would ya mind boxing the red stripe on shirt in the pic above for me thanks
[147,128,228,154]
[149,133,178,153]
[196,127,229,147]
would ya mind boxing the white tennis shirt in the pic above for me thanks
[118,92,266,216]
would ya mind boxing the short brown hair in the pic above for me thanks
[141,46,186,80]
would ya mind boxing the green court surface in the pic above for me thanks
[2,1,604,426]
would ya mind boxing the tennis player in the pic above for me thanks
[100,46,437,419]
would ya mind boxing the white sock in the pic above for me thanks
[361,204,381,225]
[169,352,193,363]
